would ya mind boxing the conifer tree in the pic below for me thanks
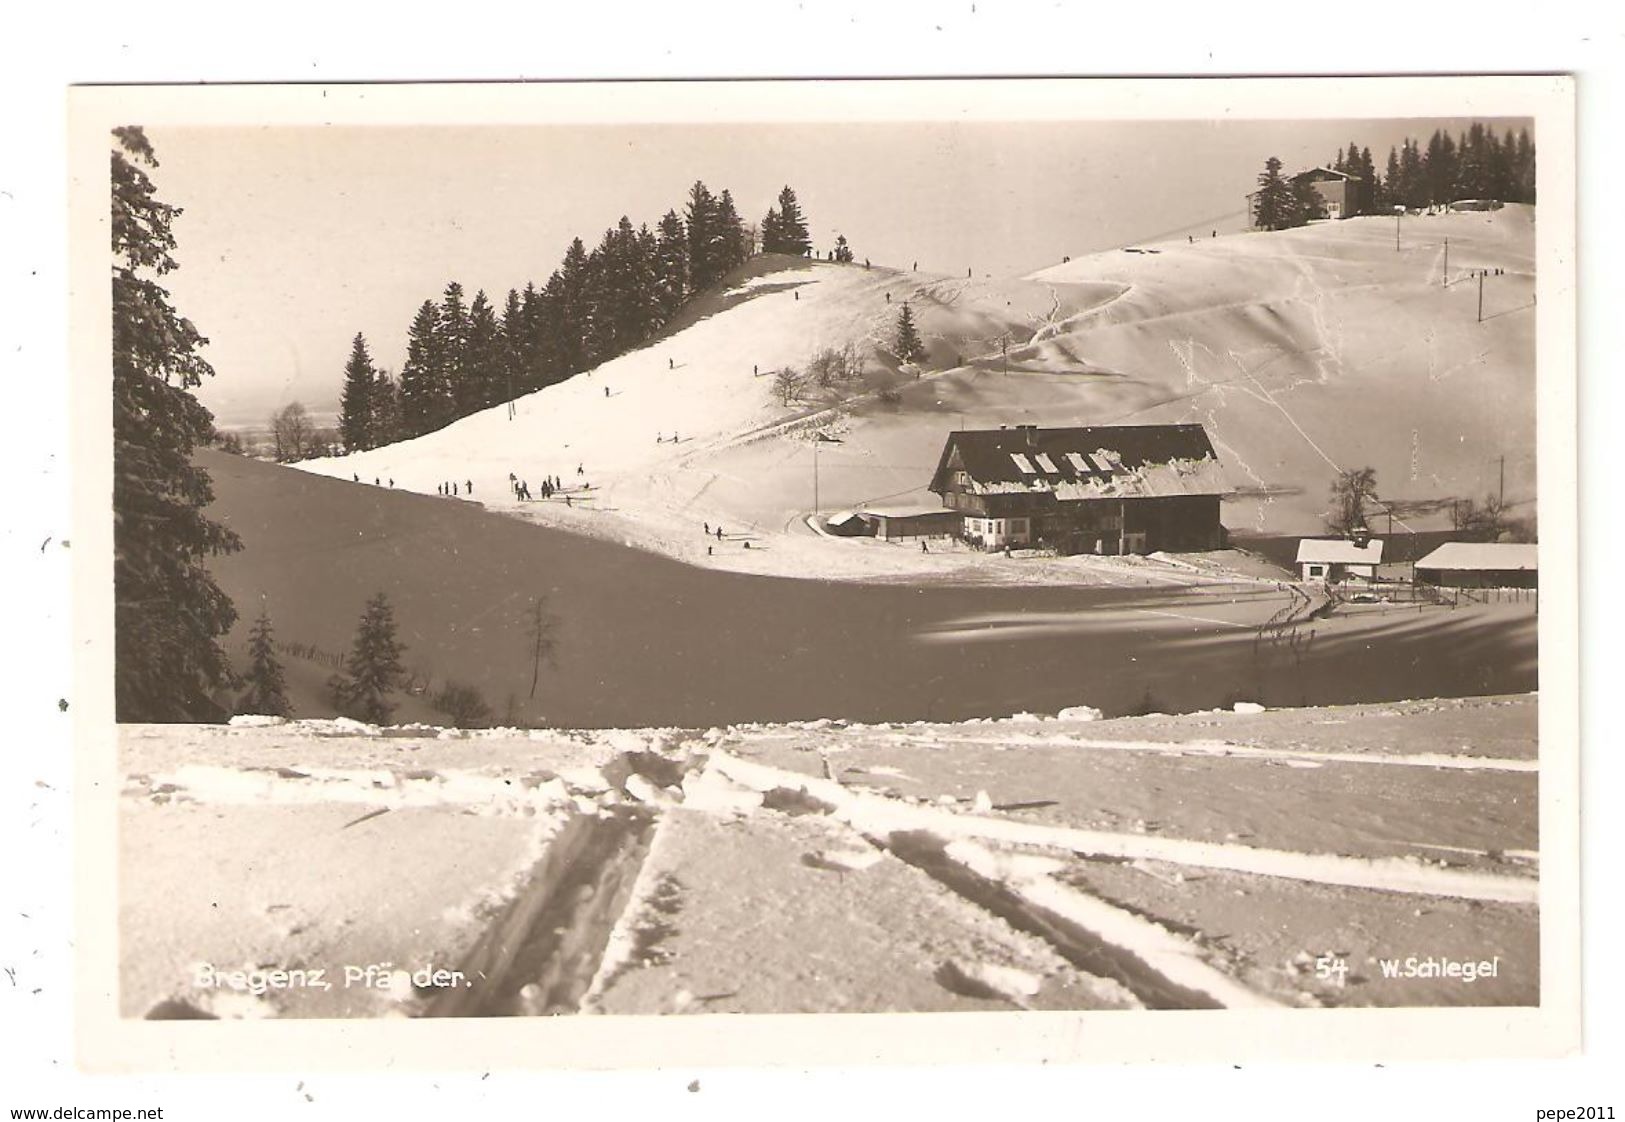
[463,289,501,413]
[1357,147,1377,214]
[1289,177,1326,225]
[555,238,592,374]
[833,234,854,263]
[111,126,242,721]
[338,332,377,452]
[684,181,722,291]
[499,287,526,405]
[715,189,748,274]
[895,302,924,364]
[654,209,689,320]
[1251,156,1294,231]
[437,281,471,417]
[398,299,445,437]
[761,205,784,254]
[370,368,401,446]
[239,605,292,717]
[328,592,406,724]
[773,185,811,256]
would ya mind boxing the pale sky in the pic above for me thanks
[140,116,1528,426]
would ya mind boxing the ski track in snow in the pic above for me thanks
[873,732,1539,774]
[710,752,1538,905]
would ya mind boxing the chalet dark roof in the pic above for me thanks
[930,424,1227,500]
[1292,166,1361,183]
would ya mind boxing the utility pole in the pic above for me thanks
[1477,269,1485,322]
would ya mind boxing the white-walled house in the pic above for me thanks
[1296,538,1384,582]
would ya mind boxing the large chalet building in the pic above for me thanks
[927,423,1229,554]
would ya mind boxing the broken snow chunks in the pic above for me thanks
[1006,711,1045,724]
[555,765,610,794]
[760,786,836,817]
[1057,705,1104,722]
[228,714,287,728]
[325,716,383,736]
[622,773,668,806]
[971,789,994,814]
[680,767,764,815]
[802,847,885,874]
[1231,701,1267,715]
[936,959,1044,1003]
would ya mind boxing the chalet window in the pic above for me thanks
[1009,453,1036,475]
[1033,453,1058,473]
[1065,452,1092,473]
[953,470,971,488]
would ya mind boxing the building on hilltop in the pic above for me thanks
[1414,542,1538,589]
[927,423,1228,554]
[1248,166,1367,224]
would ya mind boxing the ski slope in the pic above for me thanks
[298,208,1536,574]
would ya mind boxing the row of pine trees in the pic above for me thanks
[340,183,814,453]
[1254,123,1537,231]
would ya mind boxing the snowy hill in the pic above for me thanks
[298,208,1536,573]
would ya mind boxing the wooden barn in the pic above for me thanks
[859,504,961,542]
[1414,542,1538,589]
[927,423,1229,554]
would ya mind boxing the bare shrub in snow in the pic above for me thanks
[771,366,807,406]
[431,680,493,728]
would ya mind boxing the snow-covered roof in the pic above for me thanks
[1296,538,1384,564]
[1414,542,1538,572]
[825,510,864,526]
[930,424,1228,500]
[862,503,954,520]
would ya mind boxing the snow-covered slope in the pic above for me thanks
[298,208,1536,572]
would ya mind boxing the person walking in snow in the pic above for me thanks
[564,495,572,508]
[576,463,584,476]
[374,477,380,487]
[885,291,891,303]
[605,385,610,398]
[668,357,674,370]
[704,521,710,535]
[466,480,472,494]
[389,478,394,488]
[716,525,723,541]
[353,472,359,482]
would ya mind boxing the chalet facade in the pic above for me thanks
[927,424,1228,554]
[1248,166,1366,224]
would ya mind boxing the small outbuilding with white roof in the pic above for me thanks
[1414,542,1538,589]
[1296,538,1384,582]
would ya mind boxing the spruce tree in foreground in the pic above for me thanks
[338,332,377,452]
[1251,156,1294,231]
[111,125,243,721]
[329,593,407,724]
[895,302,924,364]
[239,606,292,717]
